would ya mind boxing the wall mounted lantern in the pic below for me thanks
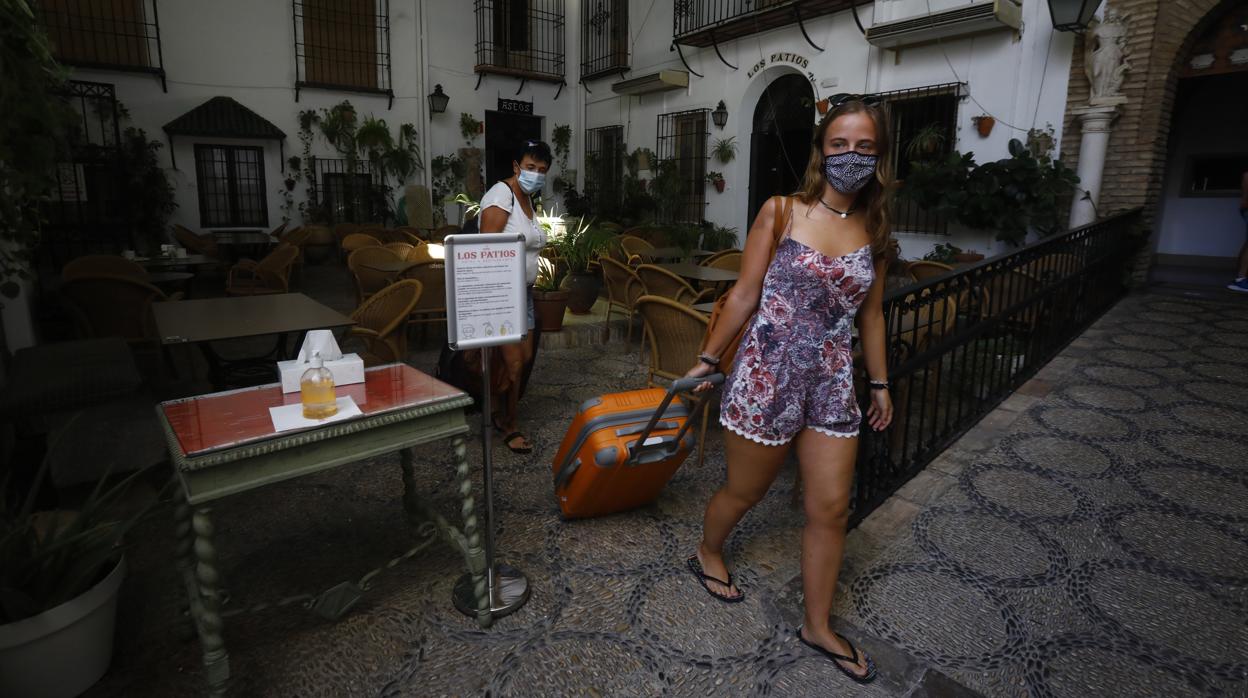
[711,100,729,129]
[1047,0,1103,32]
[428,84,450,115]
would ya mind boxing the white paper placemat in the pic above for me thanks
[269,396,362,432]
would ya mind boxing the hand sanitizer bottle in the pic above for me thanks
[301,352,338,419]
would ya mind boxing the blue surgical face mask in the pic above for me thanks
[517,169,546,194]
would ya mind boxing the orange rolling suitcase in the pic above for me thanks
[552,374,723,519]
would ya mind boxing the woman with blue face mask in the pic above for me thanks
[682,97,895,684]
[477,139,552,454]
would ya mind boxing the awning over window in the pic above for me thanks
[162,97,286,168]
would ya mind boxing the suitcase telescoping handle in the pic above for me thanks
[627,373,725,466]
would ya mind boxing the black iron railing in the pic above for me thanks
[581,0,629,80]
[474,0,566,83]
[294,0,393,105]
[848,210,1145,526]
[39,80,128,270]
[308,158,384,224]
[656,108,709,224]
[585,125,625,211]
[871,82,964,236]
[37,0,166,88]
[673,0,854,49]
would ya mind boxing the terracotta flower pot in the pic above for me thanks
[953,252,985,263]
[532,289,570,332]
[974,116,995,138]
[713,179,726,193]
[560,271,601,315]
[816,98,830,115]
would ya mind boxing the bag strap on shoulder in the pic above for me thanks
[767,195,793,259]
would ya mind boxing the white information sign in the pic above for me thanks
[443,233,528,350]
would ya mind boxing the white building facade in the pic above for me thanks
[41,0,1077,260]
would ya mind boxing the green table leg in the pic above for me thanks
[190,505,230,695]
[398,435,490,627]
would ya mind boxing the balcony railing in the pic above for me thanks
[849,210,1144,526]
[475,0,566,83]
[673,0,855,49]
[581,0,629,80]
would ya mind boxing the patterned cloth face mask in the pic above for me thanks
[822,151,879,194]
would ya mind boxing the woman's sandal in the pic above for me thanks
[796,627,878,684]
[491,417,533,454]
[685,555,744,603]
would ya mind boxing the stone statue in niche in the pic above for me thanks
[1084,10,1131,105]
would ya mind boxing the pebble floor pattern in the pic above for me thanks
[85,292,1247,697]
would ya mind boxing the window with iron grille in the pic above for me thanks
[871,83,963,235]
[585,125,625,209]
[474,0,566,83]
[294,0,392,97]
[656,109,709,224]
[37,0,164,75]
[309,158,384,223]
[194,145,268,228]
[581,0,628,80]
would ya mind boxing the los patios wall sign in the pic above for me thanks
[747,52,816,82]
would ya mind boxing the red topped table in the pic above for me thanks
[156,363,488,695]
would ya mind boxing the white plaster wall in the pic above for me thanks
[1154,76,1248,259]
[584,0,1075,253]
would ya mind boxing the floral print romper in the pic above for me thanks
[720,233,875,445]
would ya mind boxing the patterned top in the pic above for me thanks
[720,236,875,445]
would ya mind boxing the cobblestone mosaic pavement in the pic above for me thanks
[836,293,1248,698]
[84,290,1247,697]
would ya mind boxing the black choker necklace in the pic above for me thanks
[819,199,855,219]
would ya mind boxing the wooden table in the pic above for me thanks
[148,271,195,297]
[212,231,278,261]
[154,293,355,387]
[657,263,740,284]
[139,254,217,270]
[643,247,715,262]
[156,364,488,696]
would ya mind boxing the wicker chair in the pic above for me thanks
[342,232,382,257]
[906,260,954,282]
[618,235,655,265]
[635,264,715,305]
[172,224,220,259]
[401,261,447,343]
[432,224,460,242]
[267,221,289,239]
[384,242,415,258]
[406,243,441,264]
[348,246,403,305]
[348,279,423,367]
[280,226,312,280]
[635,295,714,467]
[391,226,425,243]
[225,243,299,296]
[60,274,179,347]
[700,249,742,269]
[600,256,645,344]
[63,255,148,282]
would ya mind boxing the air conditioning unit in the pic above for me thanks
[865,0,1022,49]
[611,69,689,96]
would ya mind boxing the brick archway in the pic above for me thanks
[1059,0,1242,239]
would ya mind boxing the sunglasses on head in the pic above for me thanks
[825,93,883,110]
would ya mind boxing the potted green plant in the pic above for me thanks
[0,430,162,698]
[700,223,739,251]
[550,123,572,193]
[706,171,726,193]
[923,242,961,264]
[711,136,737,165]
[547,216,615,314]
[532,256,570,332]
[905,123,947,162]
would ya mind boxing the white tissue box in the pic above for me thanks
[277,354,365,394]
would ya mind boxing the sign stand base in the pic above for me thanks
[450,345,530,621]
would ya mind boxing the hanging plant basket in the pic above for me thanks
[816,98,830,115]
[973,116,996,138]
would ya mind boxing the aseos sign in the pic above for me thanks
[443,233,528,350]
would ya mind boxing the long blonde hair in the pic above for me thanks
[795,100,895,258]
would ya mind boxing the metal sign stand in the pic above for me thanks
[443,233,530,620]
[451,347,530,619]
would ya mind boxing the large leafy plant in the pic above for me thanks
[545,216,615,275]
[0,0,75,298]
[902,139,1080,247]
[1,423,163,623]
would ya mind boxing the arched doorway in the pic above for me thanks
[1152,2,1248,286]
[749,74,815,222]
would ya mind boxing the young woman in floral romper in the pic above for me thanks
[684,98,895,684]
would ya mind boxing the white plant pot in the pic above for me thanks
[0,557,126,698]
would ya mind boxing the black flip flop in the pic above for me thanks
[500,431,532,454]
[796,627,878,684]
[685,555,744,603]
